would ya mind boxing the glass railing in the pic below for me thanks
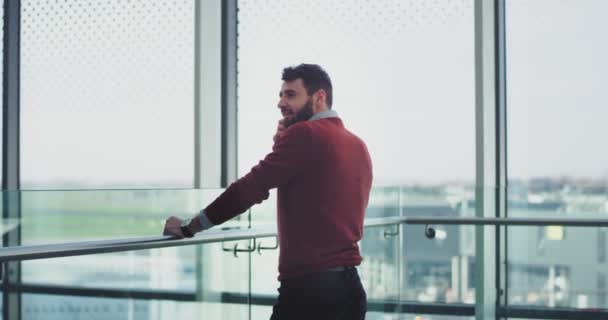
[0,186,607,320]
[506,184,608,313]
[2,189,254,319]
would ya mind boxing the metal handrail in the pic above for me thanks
[1,216,607,262]
[0,226,276,262]
[400,216,608,227]
[363,216,608,227]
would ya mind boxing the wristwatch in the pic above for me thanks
[180,218,195,238]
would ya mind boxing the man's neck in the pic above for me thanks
[312,104,329,114]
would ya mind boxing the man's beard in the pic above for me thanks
[284,98,314,128]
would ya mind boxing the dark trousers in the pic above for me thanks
[270,266,367,320]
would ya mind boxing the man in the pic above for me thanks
[163,64,372,320]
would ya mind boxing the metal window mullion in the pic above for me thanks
[2,1,22,320]
[495,0,509,312]
[194,0,222,189]
[221,0,238,187]
[193,0,223,307]
[2,5,20,188]
[474,0,499,319]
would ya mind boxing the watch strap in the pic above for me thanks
[180,220,194,238]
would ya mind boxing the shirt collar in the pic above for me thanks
[309,109,338,121]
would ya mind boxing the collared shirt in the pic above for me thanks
[309,109,338,121]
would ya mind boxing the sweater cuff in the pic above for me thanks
[199,209,215,230]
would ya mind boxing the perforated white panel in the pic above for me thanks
[21,0,195,188]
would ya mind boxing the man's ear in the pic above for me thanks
[314,89,327,106]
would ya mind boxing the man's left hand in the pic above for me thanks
[163,216,186,238]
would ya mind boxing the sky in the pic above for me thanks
[238,0,608,184]
[5,0,607,188]
[506,0,608,181]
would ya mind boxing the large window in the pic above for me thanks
[20,0,195,189]
[14,1,205,318]
[238,0,477,316]
[506,0,608,309]
[237,0,475,187]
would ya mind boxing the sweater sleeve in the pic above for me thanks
[204,123,313,225]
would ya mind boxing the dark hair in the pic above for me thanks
[282,64,333,108]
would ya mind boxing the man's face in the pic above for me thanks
[278,79,314,128]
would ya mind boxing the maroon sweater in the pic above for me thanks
[204,117,373,280]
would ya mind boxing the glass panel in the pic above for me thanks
[8,189,250,318]
[247,190,279,320]
[508,319,538,320]
[23,248,199,292]
[507,223,608,309]
[0,187,484,319]
[19,189,208,244]
[248,186,476,319]
[366,315,473,320]
[361,187,402,302]
[401,186,476,304]
[16,189,218,286]
[20,0,195,189]
[506,0,608,310]
[22,294,248,320]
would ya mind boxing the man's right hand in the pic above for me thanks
[273,118,287,142]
